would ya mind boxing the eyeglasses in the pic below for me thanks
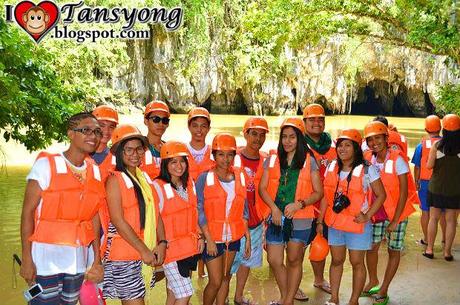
[123,146,146,156]
[73,127,103,137]
[148,116,170,125]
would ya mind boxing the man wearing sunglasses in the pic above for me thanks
[20,112,105,305]
[141,100,171,180]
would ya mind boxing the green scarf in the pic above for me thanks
[304,132,333,155]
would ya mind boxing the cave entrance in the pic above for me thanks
[351,80,418,117]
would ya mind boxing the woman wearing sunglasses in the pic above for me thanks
[320,129,385,305]
[196,133,251,305]
[102,124,166,305]
[259,117,323,305]
[152,141,204,305]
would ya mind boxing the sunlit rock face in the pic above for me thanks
[118,27,458,117]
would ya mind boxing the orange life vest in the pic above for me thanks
[324,161,368,233]
[153,179,200,264]
[309,143,337,177]
[140,149,161,180]
[364,149,417,223]
[29,152,104,247]
[388,130,408,158]
[98,152,116,182]
[188,144,215,181]
[203,169,247,243]
[105,170,154,261]
[265,153,315,219]
[234,149,270,220]
[420,137,441,180]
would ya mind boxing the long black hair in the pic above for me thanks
[277,126,311,170]
[114,138,146,229]
[159,157,190,190]
[336,138,365,173]
[438,129,460,156]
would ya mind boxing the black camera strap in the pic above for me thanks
[333,169,353,199]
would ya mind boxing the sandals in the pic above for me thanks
[313,281,332,294]
[294,288,309,301]
[373,294,389,305]
[422,251,434,259]
[445,255,454,261]
[324,302,338,305]
[419,239,428,245]
[360,285,379,297]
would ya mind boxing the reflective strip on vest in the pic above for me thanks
[93,164,101,181]
[240,172,246,187]
[269,155,277,168]
[352,164,363,177]
[401,135,406,143]
[234,155,242,168]
[111,155,116,165]
[425,139,432,149]
[384,159,394,174]
[54,156,67,174]
[206,172,215,186]
[145,150,153,165]
[121,172,134,189]
[164,183,175,199]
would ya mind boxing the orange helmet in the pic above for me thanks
[160,141,189,159]
[309,234,329,262]
[92,105,119,124]
[281,117,305,134]
[144,100,170,117]
[188,107,210,123]
[442,113,460,132]
[303,103,325,118]
[337,129,362,144]
[425,115,441,133]
[110,124,148,153]
[243,117,269,133]
[212,133,237,151]
[364,121,388,138]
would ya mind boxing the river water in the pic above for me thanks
[1,114,458,305]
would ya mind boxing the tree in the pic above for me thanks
[244,0,460,64]
[0,18,84,151]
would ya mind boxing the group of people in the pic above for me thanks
[19,101,460,305]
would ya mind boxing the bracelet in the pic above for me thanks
[158,239,168,246]
[316,221,323,225]
[299,200,307,209]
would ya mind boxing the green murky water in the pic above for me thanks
[1,114,458,305]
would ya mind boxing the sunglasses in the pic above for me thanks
[148,115,170,125]
[73,127,103,137]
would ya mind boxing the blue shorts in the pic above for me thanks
[230,223,264,274]
[418,180,430,212]
[265,222,311,246]
[32,273,84,305]
[328,222,373,251]
[202,239,241,262]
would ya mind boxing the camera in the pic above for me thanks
[332,193,351,213]
[24,283,43,301]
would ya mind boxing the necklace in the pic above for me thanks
[281,166,290,186]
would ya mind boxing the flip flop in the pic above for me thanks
[294,288,309,301]
[373,294,389,305]
[324,302,338,305]
[313,281,332,294]
[360,285,379,297]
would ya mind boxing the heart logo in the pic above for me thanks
[14,1,60,43]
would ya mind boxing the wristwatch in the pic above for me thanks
[300,200,307,209]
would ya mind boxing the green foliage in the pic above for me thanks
[436,84,460,115]
[0,18,83,151]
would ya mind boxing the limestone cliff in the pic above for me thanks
[116,27,459,117]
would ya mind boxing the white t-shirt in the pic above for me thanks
[219,180,235,242]
[187,143,208,163]
[338,165,380,211]
[26,154,89,276]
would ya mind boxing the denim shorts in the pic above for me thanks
[202,239,241,262]
[230,223,264,274]
[328,221,373,251]
[265,222,311,246]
